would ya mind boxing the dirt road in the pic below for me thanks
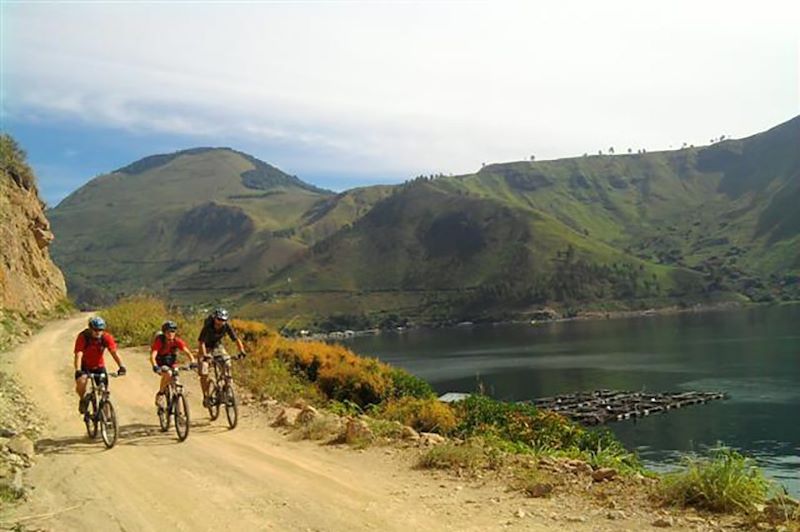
[0,316,703,531]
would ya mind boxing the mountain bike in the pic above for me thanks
[156,366,191,442]
[81,371,121,449]
[203,352,241,429]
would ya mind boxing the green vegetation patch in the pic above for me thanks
[660,447,770,513]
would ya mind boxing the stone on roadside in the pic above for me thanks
[606,510,627,520]
[6,435,34,460]
[400,425,420,441]
[524,483,553,498]
[296,405,319,425]
[343,418,373,444]
[419,432,445,446]
[652,516,674,527]
[591,467,617,482]
[272,407,302,427]
[563,458,592,475]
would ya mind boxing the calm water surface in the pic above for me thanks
[347,305,800,495]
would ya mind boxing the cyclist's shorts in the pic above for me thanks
[156,354,177,368]
[81,366,107,383]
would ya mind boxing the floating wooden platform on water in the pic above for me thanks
[528,389,728,426]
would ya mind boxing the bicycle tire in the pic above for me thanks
[157,392,170,432]
[223,382,238,430]
[84,394,98,439]
[174,392,190,442]
[99,401,118,449]
[207,380,220,421]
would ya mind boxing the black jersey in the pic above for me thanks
[198,317,238,350]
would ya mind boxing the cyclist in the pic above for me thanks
[74,316,126,414]
[197,308,246,406]
[150,320,197,408]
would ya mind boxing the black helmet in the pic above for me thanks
[162,320,178,333]
[212,308,229,321]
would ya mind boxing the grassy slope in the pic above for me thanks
[50,116,799,320]
[242,116,799,323]
[49,148,331,305]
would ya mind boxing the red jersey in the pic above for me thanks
[151,334,188,356]
[74,330,117,369]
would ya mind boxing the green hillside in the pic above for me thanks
[50,116,800,326]
[241,116,799,326]
[49,148,332,306]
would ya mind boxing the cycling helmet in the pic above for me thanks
[88,316,106,330]
[162,320,178,333]
[212,308,229,321]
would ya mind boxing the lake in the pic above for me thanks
[346,304,800,496]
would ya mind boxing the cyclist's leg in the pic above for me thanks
[156,355,176,394]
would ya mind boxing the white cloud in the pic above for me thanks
[4,0,799,179]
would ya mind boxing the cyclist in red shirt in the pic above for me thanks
[150,320,196,407]
[74,316,126,413]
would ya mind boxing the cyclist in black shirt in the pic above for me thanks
[197,308,246,406]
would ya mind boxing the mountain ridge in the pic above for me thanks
[48,115,800,324]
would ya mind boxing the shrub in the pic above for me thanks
[660,447,770,513]
[102,296,168,346]
[379,397,457,434]
[417,441,486,470]
[230,319,271,343]
[389,368,435,399]
[238,351,324,406]
[452,394,640,471]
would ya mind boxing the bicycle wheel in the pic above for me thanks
[223,382,238,429]
[207,380,220,421]
[157,392,170,432]
[99,400,118,449]
[84,394,98,439]
[174,392,190,442]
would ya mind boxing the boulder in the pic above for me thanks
[6,435,34,460]
[591,467,617,482]
[400,425,420,441]
[296,405,319,425]
[524,482,553,498]
[272,407,302,427]
[343,418,373,444]
[419,432,446,446]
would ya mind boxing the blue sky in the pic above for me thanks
[2,1,798,206]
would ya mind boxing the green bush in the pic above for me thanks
[101,296,168,346]
[379,396,457,434]
[239,356,324,406]
[389,368,435,399]
[660,447,770,513]
[452,395,641,471]
[417,442,486,470]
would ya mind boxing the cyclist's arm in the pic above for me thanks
[234,337,246,354]
[179,340,196,363]
[109,349,125,370]
[74,350,84,372]
[149,348,159,368]
[227,325,245,354]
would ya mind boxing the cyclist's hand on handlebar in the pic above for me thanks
[189,362,198,370]
[117,366,127,376]
[152,365,160,374]
[74,370,86,380]
[236,351,247,360]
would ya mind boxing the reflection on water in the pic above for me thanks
[348,304,800,496]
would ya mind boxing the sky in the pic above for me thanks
[1,0,798,206]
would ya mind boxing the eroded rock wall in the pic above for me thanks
[0,137,67,313]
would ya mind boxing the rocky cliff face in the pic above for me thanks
[0,136,66,313]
